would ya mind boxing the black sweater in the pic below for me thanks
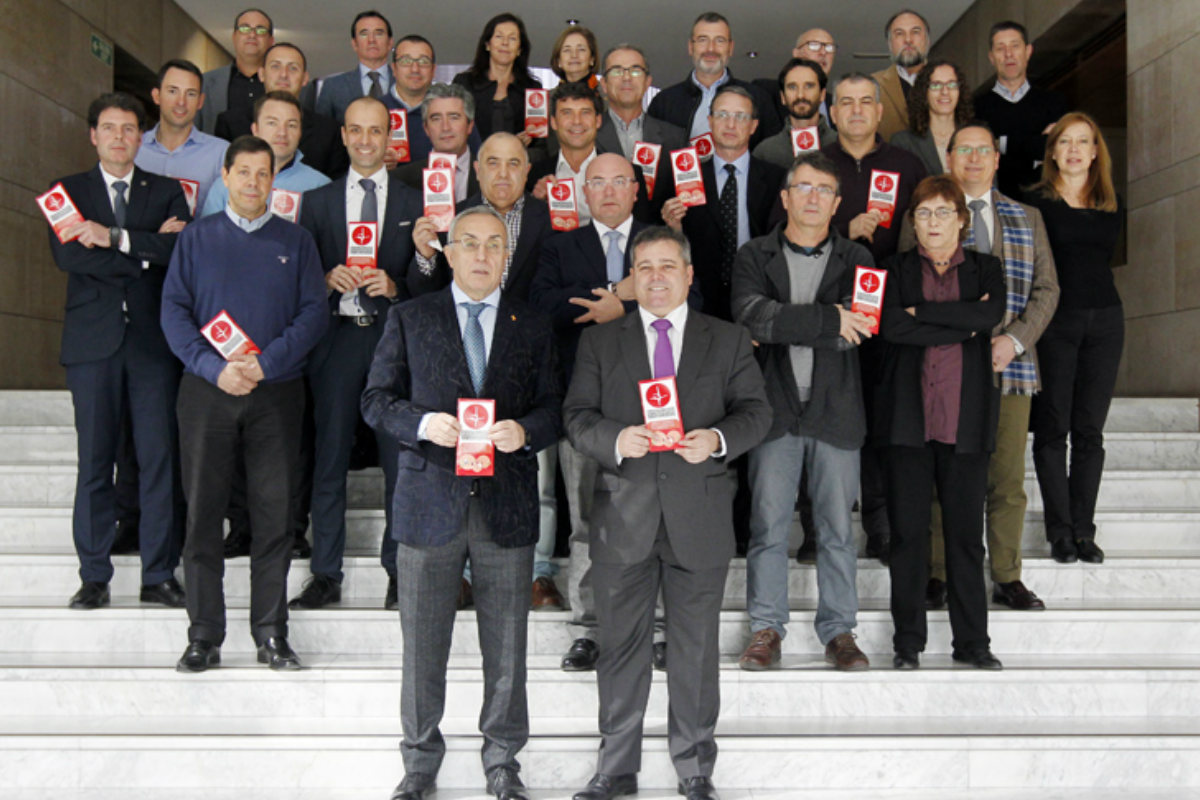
[1025,192,1125,310]
[974,84,1068,198]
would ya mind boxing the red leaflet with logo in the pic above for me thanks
[639,377,685,452]
[790,126,820,155]
[36,183,85,243]
[346,221,378,269]
[525,89,549,138]
[547,178,579,231]
[427,152,455,171]
[387,109,411,163]
[270,189,301,223]
[670,148,706,207]
[456,398,496,477]
[690,132,715,161]
[633,141,662,197]
[201,310,260,358]
[177,179,199,215]
[867,170,901,229]
[851,266,888,334]
[423,168,455,232]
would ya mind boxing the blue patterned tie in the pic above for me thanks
[463,302,487,394]
[605,230,624,284]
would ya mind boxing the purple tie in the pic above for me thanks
[651,318,674,378]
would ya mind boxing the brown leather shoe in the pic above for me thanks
[531,576,564,611]
[737,628,781,671]
[457,578,474,610]
[825,632,869,671]
[992,580,1046,610]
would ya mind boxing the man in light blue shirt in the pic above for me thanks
[201,92,330,216]
[135,59,229,214]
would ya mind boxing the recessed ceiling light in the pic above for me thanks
[566,18,579,25]
[746,51,758,58]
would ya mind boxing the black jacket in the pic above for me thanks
[646,70,775,149]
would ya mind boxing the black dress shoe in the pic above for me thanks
[140,577,186,607]
[865,533,889,564]
[952,648,1003,670]
[291,534,312,560]
[678,776,719,800]
[573,772,638,800]
[257,636,302,670]
[176,640,220,672]
[925,577,947,610]
[111,521,140,554]
[69,581,110,609]
[1075,538,1105,564]
[1050,538,1078,563]
[223,527,251,558]
[486,766,529,800]
[992,580,1046,610]
[652,641,667,671]
[794,537,817,564]
[389,772,435,800]
[385,574,398,611]
[893,649,920,670]
[561,638,599,671]
[288,574,341,609]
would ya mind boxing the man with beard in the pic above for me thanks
[871,9,931,141]
[753,57,838,170]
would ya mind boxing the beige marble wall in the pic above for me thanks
[0,0,228,389]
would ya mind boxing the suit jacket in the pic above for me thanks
[890,129,944,176]
[361,287,562,547]
[198,64,232,134]
[876,248,1006,453]
[526,147,658,225]
[563,308,771,570]
[395,155,480,202]
[646,70,776,149]
[299,172,433,315]
[48,165,191,365]
[316,68,392,124]
[871,66,910,142]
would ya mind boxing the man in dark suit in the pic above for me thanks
[287,97,436,612]
[393,82,481,202]
[597,44,687,160]
[198,8,274,134]
[46,92,191,610]
[661,85,786,323]
[315,10,395,124]
[565,226,771,800]
[362,206,562,800]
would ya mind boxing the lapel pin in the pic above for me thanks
[139,180,147,187]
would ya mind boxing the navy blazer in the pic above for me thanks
[361,286,563,547]
[47,165,190,365]
[316,69,392,124]
[299,172,435,314]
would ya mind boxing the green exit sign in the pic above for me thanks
[90,34,113,67]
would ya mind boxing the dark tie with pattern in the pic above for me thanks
[367,71,383,99]
[111,180,128,228]
[719,163,738,283]
[463,302,487,394]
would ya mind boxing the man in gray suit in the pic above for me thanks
[199,9,274,134]
[316,10,396,124]
[597,45,687,160]
[564,226,771,800]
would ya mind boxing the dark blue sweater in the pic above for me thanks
[161,212,328,385]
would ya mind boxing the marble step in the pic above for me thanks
[0,389,1188,431]
[3,652,1197,721]
[1,718,1198,791]
[3,601,1199,657]
[6,792,1200,800]
[2,552,1197,605]
[8,426,1200,470]
[2,506,1196,555]
[6,463,1200,510]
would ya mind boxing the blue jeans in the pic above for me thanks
[746,433,860,645]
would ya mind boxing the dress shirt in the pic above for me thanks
[607,108,645,159]
[688,70,730,139]
[555,148,599,226]
[358,63,393,97]
[340,166,389,316]
[417,282,502,440]
[919,246,965,445]
[896,64,919,86]
[199,151,331,216]
[135,124,228,213]
[713,150,751,248]
[452,149,470,203]
[592,215,634,284]
[97,165,133,255]
[224,203,274,233]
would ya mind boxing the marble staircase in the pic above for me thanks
[0,391,1198,796]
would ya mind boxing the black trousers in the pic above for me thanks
[887,443,990,654]
[1031,305,1125,543]
[177,374,304,646]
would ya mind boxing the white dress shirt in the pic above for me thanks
[341,166,389,316]
[555,148,598,226]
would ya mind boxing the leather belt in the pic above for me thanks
[339,314,376,327]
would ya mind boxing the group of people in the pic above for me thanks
[45,6,1126,800]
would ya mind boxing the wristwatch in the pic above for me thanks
[108,226,121,249]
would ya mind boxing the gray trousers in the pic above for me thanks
[592,523,728,780]
[396,496,534,778]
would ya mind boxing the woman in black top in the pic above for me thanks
[1025,112,1125,565]
[452,13,542,143]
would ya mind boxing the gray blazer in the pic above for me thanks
[199,65,232,134]
[563,309,771,571]
[315,68,393,124]
[890,129,946,176]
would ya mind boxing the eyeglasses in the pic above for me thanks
[604,66,647,79]
[447,236,505,256]
[583,177,633,190]
[711,110,754,123]
[913,207,959,221]
[799,41,837,55]
[788,182,837,198]
[235,24,271,36]
[929,81,960,92]
[953,145,995,157]
[393,56,434,68]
